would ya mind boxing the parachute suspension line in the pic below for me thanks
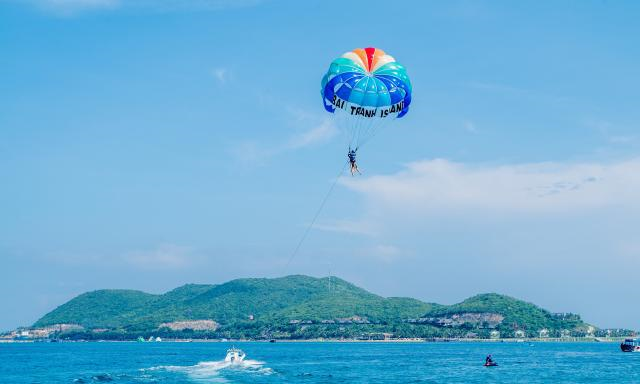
[357,114,390,149]
[354,114,368,149]
[285,160,350,269]
[348,113,358,149]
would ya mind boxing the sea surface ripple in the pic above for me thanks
[1,341,639,383]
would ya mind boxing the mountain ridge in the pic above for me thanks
[32,275,594,340]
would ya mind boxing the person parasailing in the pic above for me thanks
[321,47,412,175]
[348,147,360,176]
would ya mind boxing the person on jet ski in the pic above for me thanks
[485,355,494,364]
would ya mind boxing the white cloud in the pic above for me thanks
[132,0,263,12]
[608,135,635,144]
[121,244,199,270]
[463,119,477,134]
[313,219,377,236]
[365,244,404,263]
[341,158,640,215]
[20,0,263,15]
[212,67,231,84]
[584,118,637,146]
[43,244,202,270]
[228,140,276,167]
[465,81,570,104]
[29,0,119,15]
[231,117,337,166]
[325,157,640,329]
[287,119,338,149]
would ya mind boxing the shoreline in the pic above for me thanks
[1,337,627,344]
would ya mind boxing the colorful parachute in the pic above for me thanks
[321,47,412,149]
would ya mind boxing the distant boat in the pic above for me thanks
[621,338,640,352]
[225,347,246,363]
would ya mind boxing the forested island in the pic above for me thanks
[4,275,631,341]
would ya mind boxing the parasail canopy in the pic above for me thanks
[321,47,412,149]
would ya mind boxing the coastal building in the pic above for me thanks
[289,319,312,325]
[514,330,526,338]
[539,329,550,338]
[336,316,369,324]
[490,330,500,339]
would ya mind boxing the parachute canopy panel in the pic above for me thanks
[321,47,412,120]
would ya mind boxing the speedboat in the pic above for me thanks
[225,347,246,363]
[621,338,640,352]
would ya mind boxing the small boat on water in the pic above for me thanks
[621,338,640,352]
[225,347,246,363]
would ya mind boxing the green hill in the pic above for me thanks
[420,293,587,337]
[33,275,590,340]
[35,276,433,329]
[35,289,157,329]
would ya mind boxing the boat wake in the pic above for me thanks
[146,359,273,382]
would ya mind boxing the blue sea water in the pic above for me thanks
[1,341,638,383]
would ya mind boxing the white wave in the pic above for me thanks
[145,358,273,382]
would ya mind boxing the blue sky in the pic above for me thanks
[1,0,640,331]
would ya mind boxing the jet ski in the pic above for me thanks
[484,355,498,366]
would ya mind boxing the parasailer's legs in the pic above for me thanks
[350,161,361,176]
[347,147,361,176]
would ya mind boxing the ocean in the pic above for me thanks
[0,341,637,383]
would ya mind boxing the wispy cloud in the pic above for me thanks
[121,244,200,270]
[363,244,405,263]
[211,67,231,85]
[287,119,338,149]
[466,81,530,95]
[465,81,571,104]
[463,119,478,134]
[228,140,276,167]
[231,117,337,166]
[46,244,202,270]
[342,158,640,215]
[331,158,640,310]
[25,0,119,15]
[136,0,263,12]
[312,219,377,236]
[19,0,264,15]
[584,118,637,146]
